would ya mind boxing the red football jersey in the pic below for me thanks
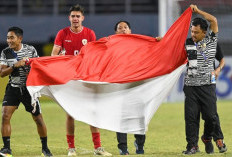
[54,26,96,56]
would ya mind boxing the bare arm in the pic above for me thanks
[0,59,26,78]
[0,64,13,77]
[51,45,62,56]
[215,58,225,78]
[190,4,218,33]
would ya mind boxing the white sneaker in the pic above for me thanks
[94,147,112,156]
[68,148,77,156]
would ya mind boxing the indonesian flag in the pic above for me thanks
[27,8,192,134]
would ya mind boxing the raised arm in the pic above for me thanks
[190,4,218,33]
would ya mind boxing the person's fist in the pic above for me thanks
[190,4,199,13]
[14,59,26,68]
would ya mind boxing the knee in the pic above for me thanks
[185,115,198,123]
[2,109,12,123]
[204,114,217,123]
[211,114,217,124]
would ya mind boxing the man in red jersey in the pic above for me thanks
[51,4,112,156]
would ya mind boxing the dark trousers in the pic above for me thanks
[196,113,224,143]
[184,85,217,148]
[212,113,224,141]
[116,132,145,151]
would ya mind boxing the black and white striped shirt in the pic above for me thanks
[184,30,218,86]
[0,44,38,87]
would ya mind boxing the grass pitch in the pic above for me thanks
[1,99,231,157]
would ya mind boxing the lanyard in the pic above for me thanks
[11,50,19,61]
[195,43,207,61]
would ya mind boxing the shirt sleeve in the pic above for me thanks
[32,46,39,58]
[90,30,96,41]
[0,50,7,65]
[54,30,64,48]
[215,44,224,61]
[208,29,218,43]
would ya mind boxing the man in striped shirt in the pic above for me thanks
[0,27,52,157]
[183,5,222,155]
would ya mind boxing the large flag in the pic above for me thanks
[27,8,192,134]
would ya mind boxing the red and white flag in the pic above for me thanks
[27,8,192,134]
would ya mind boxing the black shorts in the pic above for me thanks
[2,84,41,116]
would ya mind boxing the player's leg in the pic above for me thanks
[66,114,76,156]
[0,106,17,157]
[90,126,112,156]
[22,88,52,157]
[182,86,200,155]
[200,85,217,154]
[30,102,53,157]
[117,132,129,155]
[0,84,20,157]
[134,134,145,154]
[212,113,227,153]
[31,112,52,156]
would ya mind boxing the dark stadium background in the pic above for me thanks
[0,0,231,56]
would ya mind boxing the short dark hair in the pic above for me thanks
[114,21,131,31]
[69,4,84,15]
[191,18,208,31]
[8,26,23,37]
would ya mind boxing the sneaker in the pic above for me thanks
[182,146,197,155]
[216,139,227,153]
[134,141,144,154]
[94,147,112,156]
[41,148,53,157]
[68,148,77,156]
[119,148,129,155]
[0,147,12,157]
[201,135,214,154]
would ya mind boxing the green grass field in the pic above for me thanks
[1,99,231,157]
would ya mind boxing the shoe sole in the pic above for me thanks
[219,148,227,153]
[0,152,12,157]
[94,152,112,156]
[41,153,53,157]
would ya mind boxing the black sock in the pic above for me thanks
[40,137,48,149]
[2,136,10,149]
